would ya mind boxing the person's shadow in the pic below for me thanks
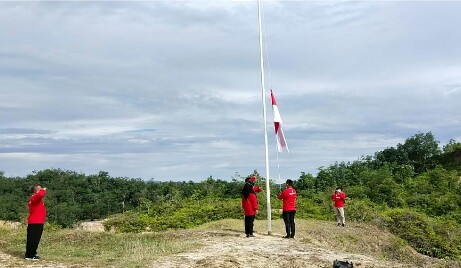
[8,250,25,259]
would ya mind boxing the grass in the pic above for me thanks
[0,226,200,268]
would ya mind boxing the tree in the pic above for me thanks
[397,132,441,174]
[443,139,461,154]
[375,146,408,165]
[297,172,315,191]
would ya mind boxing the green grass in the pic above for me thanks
[0,226,200,268]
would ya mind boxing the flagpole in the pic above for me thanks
[257,0,272,235]
[276,151,282,192]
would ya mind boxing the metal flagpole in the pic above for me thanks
[257,0,272,235]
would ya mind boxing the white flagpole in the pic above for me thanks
[276,150,282,192]
[257,0,272,235]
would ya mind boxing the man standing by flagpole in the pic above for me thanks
[278,179,297,238]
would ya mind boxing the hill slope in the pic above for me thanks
[1,219,459,268]
[152,219,449,268]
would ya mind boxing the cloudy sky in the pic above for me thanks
[1,1,460,182]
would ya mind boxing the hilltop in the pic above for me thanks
[1,219,459,268]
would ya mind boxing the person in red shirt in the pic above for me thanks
[241,176,259,238]
[331,187,346,227]
[278,179,297,238]
[25,185,47,260]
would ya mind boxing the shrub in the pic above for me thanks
[104,198,244,232]
[295,197,331,221]
[103,212,146,233]
[383,209,461,259]
[347,198,383,223]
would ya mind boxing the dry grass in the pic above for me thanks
[0,226,200,268]
[199,219,457,268]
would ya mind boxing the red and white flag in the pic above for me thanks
[270,89,289,153]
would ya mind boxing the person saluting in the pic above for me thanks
[241,176,260,238]
[25,184,47,260]
[331,186,346,227]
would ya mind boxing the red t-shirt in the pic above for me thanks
[331,192,346,208]
[28,189,47,224]
[278,187,297,211]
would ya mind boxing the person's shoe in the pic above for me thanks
[283,235,290,238]
[246,234,250,238]
[342,223,345,227]
[290,235,295,239]
[337,223,341,227]
[25,256,40,261]
[248,234,255,237]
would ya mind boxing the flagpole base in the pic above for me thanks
[267,231,272,235]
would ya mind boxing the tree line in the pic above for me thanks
[1,132,460,259]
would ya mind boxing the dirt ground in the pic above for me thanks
[149,229,408,268]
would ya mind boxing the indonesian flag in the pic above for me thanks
[271,89,289,153]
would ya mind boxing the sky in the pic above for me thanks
[1,1,460,182]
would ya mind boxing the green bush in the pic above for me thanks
[295,197,331,221]
[103,212,146,233]
[104,198,243,232]
[383,209,461,259]
[347,198,383,222]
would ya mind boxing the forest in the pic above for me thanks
[1,132,461,260]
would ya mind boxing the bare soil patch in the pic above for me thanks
[150,229,406,268]
[77,221,105,233]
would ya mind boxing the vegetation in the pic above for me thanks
[1,131,460,260]
[0,224,199,268]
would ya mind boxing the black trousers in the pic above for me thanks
[282,210,296,237]
[26,224,44,258]
[244,215,255,235]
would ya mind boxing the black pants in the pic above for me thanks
[282,210,296,237]
[244,215,255,235]
[26,224,43,258]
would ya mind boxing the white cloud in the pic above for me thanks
[0,1,460,181]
